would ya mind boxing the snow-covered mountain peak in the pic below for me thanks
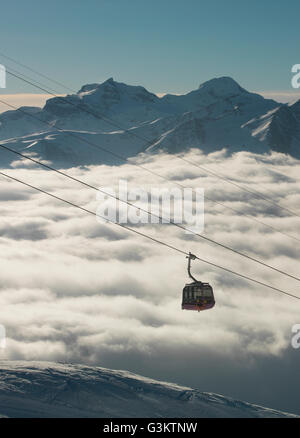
[77,77,115,95]
[78,83,102,94]
[198,76,247,97]
[1,76,299,166]
[76,77,158,103]
[42,78,160,123]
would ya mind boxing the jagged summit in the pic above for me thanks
[77,77,158,100]
[77,76,247,100]
[78,83,101,93]
[41,77,159,122]
[78,77,115,94]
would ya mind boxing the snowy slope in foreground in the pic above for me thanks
[0,361,297,418]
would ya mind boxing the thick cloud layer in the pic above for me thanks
[0,149,299,414]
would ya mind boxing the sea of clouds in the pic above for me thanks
[0,148,299,414]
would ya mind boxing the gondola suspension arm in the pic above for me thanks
[187,252,198,283]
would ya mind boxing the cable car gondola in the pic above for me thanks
[182,253,215,312]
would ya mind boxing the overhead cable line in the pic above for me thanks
[1,141,300,284]
[5,68,300,220]
[0,51,74,93]
[178,155,300,218]
[0,169,299,302]
[1,96,299,246]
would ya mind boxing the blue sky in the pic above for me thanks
[1,0,300,96]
